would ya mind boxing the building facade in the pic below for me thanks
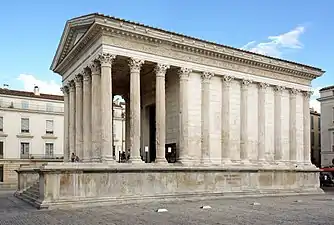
[0,86,64,187]
[318,85,334,167]
[112,99,125,160]
[15,13,324,208]
[310,108,321,167]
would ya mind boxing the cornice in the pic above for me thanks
[54,16,324,81]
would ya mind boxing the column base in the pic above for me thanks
[201,158,212,165]
[155,158,168,164]
[90,157,102,163]
[130,157,145,164]
[221,158,233,165]
[240,159,252,165]
[102,156,116,164]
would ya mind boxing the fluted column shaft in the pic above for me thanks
[258,83,269,163]
[303,91,312,165]
[61,86,70,162]
[69,81,76,156]
[240,79,252,163]
[155,64,170,163]
[221,75,233,164]
[75,75,83,160]
[201,71,214,164]
[129,58,144,163]
[83,69,92,162]
[274,86,284,163]
[99,53,116,162]
[91,62,102,161]
[178,68,191,163]
[124,95,130,158]
[289,89,298,163]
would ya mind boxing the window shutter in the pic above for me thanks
[46,120,54,132]
[0,117,3,131]
[21,118,29,131]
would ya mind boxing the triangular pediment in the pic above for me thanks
[50,14,98,72]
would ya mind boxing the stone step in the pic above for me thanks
[15,192,42,209]
[23,191,39,199]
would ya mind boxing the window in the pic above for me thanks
[45,143,54,157]
[20,142,29,159]
[332,132,334,152]
[0,141,3,159]
[318,117,321,131]
[21,118,29,133]
[311,116,314,130]
[318,133,321,147]
[0,116,3,132]
[0,165,3,182]
[46,103,53,112]
[46,120,54,134]
[21,100,29,109]
[311,132,315,147]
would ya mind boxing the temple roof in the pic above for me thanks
[51,13,325,77]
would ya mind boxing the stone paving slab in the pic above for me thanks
[1,190,334,225]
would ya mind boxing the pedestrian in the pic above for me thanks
[71,153,75,162]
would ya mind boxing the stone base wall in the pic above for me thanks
[16,164,323,209]
[0,159,62,188]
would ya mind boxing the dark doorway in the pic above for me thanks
[148,104,156,163]
[0,165,3,182]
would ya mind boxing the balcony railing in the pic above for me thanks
[20,154,64,160]
[0,99,64,113]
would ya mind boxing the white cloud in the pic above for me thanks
[242,26,305,57]
[310,87,322,113]
[17,74,62,95]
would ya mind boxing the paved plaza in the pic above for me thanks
[0,191,334,225]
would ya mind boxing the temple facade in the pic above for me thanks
[15,13,325,209]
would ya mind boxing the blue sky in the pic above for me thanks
[0,0,332,111]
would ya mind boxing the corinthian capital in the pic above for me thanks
[82,67,91,81]
[303,90,313,99]
[155,64,170,77]
[89,61,101,75]
[202,71,214,81]
[60,86,69,95]
[241,79,252,87]
[178,67,192,80]
[274,85,285,93]
[97,53,116,66]
[129,58,144,73]
[289,88,300,96]
[222,75,234,83]
[258,82,270,89]
[69,80,75,92]
[74,75,83,87]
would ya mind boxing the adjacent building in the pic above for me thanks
[310,108,321,167]
[0,86,64,187]
[112,98,125,160]
[318,85,334,167]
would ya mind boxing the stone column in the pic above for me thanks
[75,75,83,160]
[289,88,298,164]
[61,85,70,162]
[69,81,76,156]
[201,71,214,164]
[82,68,92,162]
[240,79,252,164]
[178,67,191,163]
[90,61,102,162]
[154,63,170,163]
[221,75,233,164]
[274,85,285,164]
[257,82,269,163]
[303,91,312,166]
[124,94,130,159]
[129,58,144,163]
[98,53,116,162]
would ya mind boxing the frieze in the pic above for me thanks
[102,35,309,85]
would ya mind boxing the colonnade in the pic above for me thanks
[61,52,312,167]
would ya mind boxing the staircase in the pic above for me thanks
[15,180,44,209]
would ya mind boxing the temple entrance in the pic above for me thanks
[148,104,156,163]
